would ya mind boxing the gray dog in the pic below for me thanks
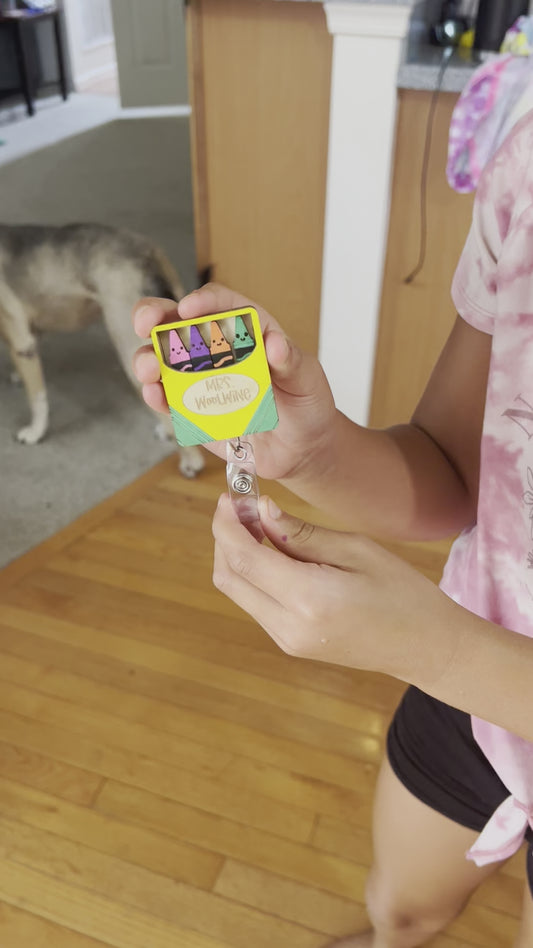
[0,222,204,477]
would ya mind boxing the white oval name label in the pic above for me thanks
[183,374,259,416]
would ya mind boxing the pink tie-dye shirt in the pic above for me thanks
[442,109,533,866]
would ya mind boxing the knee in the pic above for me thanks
[365,868,463,943]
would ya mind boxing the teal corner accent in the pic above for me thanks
[244,386,278,435]
[169,406,213,446]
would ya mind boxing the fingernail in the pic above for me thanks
[267,497,282,520]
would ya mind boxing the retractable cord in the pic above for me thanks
[226,439,264,541]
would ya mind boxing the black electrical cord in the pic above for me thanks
[404,45,454,284]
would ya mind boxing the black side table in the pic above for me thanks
[0,8,68,116]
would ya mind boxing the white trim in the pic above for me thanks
[118,104,191,119]
[82,36,116,53]
[318,3,411,423]
[76,61,118,87]
[325,3,412,39]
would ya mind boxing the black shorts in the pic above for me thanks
[387,686,533,897]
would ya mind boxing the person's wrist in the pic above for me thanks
[279,408,343,490]
[403,590,464,691]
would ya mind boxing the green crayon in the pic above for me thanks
[233,315,255,362]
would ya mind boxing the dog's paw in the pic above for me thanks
[179,445,205,479]
[154,419,174,443]
[16,423,46,445]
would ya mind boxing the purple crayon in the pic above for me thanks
[189,325,214,372]
[169,329,193,371]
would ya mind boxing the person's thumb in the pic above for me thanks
[264,330,329,401]
[258,496,365,570]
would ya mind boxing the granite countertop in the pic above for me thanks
[398,20,487,93]
[280,0,480,92]
[280,0,417,4]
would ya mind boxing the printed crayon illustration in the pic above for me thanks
[169,329,193,372]
[189,325,213,372]
[233,315,256,362]
[210,321,235,369]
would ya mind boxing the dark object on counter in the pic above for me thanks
[429,1,469,47]
[474,0,529,52]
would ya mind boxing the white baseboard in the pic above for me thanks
[75,62,118,90]
[118,105,191,119]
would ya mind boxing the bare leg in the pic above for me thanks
[514,880,533,948]
[326,757,505,948]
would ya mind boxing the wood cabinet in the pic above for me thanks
[186,11,476,422]
[186,0,332,355]
[370,90,475,427]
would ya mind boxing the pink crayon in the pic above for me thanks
[169,329,193,371]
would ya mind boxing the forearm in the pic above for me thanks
[281,410,474,541]
[412,599,533,743]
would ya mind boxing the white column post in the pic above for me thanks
[320,3,411,423]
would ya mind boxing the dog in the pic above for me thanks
[0,222,204,478]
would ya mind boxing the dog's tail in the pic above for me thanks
[151,246,187,302]
[151,248,214,302]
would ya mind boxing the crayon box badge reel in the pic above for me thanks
[151,307,279,447]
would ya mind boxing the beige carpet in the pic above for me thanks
[0,110,199,567]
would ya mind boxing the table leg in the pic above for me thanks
[13,23,34,116]
[53,12,68,101]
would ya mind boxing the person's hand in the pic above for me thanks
[212,493,462,686]
[132,284,337,482]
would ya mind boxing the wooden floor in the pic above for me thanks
[0,453,525,947]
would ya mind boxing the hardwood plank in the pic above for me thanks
[0,655,383,787]
[0,776,222,889]
[223,755,376,827]
[9,567,404,715]
[0,413,525,945]
[0,815,325,948]
[0,902,109,947]
[310,815,373,866]
[0,621,380,762]
[213,860,366,935]
[0,858,232,948]
[0,704,312,840]
[95,780,366,900]
[0,737,102,807]
[0,677,232,779]
[0,603,389,730]
[46,549,242,620]
[447,903,519,948]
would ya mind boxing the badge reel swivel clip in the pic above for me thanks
[226,439,264,541]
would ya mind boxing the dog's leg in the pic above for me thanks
[155,414,205,478]
[0,293,49,444]
[9,343,49,444]
[100,288,205,479]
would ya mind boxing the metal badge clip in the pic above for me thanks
[226,439,263,540]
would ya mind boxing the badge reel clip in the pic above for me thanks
[226,439,264,541]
